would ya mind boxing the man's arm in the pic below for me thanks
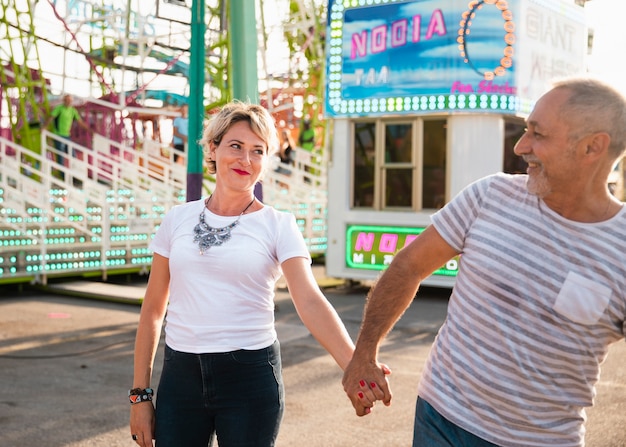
[342,224,458,416]
[44,107,58,130]
[73,109,92,133]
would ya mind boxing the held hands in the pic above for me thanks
[342,359,393,417]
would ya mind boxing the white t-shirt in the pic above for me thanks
[420,173,626,447]
[149,198,311,353]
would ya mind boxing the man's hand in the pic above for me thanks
[342,358,392,416]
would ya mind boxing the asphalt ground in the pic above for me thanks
[0,272,624,447]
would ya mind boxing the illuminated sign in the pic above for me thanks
[325,0,518,117]
[325,0,586,118]
[346,225,459,277]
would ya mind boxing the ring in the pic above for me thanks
[132,434,138,441]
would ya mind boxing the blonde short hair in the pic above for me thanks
[199,101,279,175]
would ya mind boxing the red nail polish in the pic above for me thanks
[370,382,376,388]
[358,392,364,398]
[359,380,366,387]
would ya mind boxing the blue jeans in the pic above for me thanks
[413,397,500,447]
[53,136,69,165]
[155,341,284,447]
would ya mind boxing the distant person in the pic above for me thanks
[172,104,188,164]
[275,129,295,176]
[298,119,317,182]
[298,119,315,152]
[343,77,626,447]
[45,94,90,165]
[129,101,386,447]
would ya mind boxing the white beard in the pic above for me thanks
[525,168,551,198]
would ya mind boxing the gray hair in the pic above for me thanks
[552,77,626,159]
[199,101,279,175]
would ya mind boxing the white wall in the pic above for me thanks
[447,115,505,199]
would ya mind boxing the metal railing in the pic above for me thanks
[0,130,327,285]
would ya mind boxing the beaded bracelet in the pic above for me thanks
[128,387,154,405]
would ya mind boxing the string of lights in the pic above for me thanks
[458,0,515,80]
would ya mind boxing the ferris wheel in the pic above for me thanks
[0,0,325,150]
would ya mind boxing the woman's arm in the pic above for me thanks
[281,258,392,415]
[281,257,354,371]
[129,253,170,446]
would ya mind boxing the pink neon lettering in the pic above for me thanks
[404,234,418,247]
[425,10,446,39]
[354,232,423,253]
[391,19,407,48]
[478,80,517,94]
[351,31,368,59]
[355,232,375,251]
[350,10,447,60]
[371,25,387,54]
[450,81,474,93]
[379,234,399,253]
[412,15,421,42]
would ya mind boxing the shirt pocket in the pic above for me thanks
[553,271,612,325]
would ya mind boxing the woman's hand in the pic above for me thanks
[129,402,155,446]
[343,360,393,416]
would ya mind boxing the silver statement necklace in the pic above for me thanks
[193,195,255,254]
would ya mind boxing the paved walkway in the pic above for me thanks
[37,265,344,304]
[1,274,624,446]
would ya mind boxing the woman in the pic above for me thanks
[129,102,362,447]
[278,129,295,166]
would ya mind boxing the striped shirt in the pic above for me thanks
[419,173,626,447]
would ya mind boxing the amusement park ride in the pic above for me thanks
[0,0,328,284]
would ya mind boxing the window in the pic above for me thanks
[353,122,376,207]
[351,118,447,210]
[422,120,446,209]
[382,123,413,208]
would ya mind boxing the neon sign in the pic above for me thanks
[325,0,520,118]
[346,225,459,277]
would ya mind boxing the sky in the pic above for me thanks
[584,1,625,93]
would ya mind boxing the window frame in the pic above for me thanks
[351,117,446,211]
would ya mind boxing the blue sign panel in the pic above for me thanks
[325,0,519,117]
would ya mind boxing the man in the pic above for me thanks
[46,94,90,166]
[298,119,315,152]
[343,77,626,447]
[172,104,188,164]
